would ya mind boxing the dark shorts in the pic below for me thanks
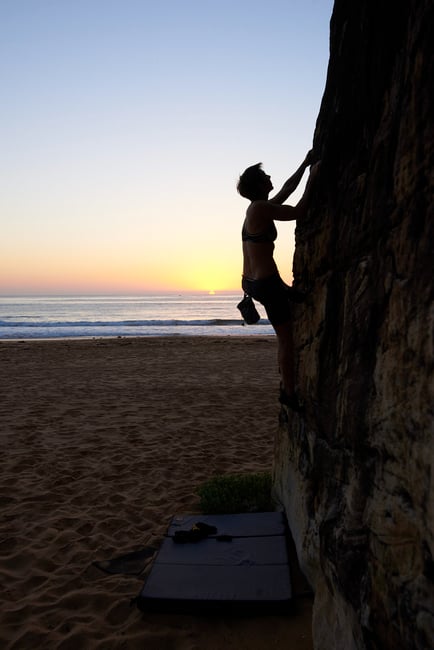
[242,273,292,327]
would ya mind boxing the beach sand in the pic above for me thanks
[0,336,313,649]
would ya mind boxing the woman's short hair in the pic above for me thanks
[237,163,264,200]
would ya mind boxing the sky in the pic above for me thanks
[1,0,334,295]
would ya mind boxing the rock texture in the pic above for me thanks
[273,1,434,648]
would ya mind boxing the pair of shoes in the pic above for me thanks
[173,522,218,544]
[278,387,304,413]
[287,286,307,304]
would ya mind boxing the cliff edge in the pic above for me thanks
[273,1,434,648]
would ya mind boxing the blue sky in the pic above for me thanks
[1,0,333,294]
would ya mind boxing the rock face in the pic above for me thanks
[273,1,434,648]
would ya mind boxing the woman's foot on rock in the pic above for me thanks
[278,387,304,412]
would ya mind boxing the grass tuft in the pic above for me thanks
[196,471,273,514]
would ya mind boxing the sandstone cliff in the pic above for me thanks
[273,1,434,648]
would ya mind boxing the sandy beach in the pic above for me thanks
[0,336,312,649]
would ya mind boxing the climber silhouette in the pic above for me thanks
[237,152,320,411]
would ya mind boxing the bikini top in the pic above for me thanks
[242,220,277,243]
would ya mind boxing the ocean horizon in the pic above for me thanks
[0,293,273,339]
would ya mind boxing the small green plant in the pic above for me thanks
[197,471,273,514]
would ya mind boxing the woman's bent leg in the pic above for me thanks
[273,320,295,396]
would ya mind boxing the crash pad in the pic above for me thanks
[137,511,292,614]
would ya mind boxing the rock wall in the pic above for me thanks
[273,1,434,648]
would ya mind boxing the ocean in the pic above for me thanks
[0,294,273,339]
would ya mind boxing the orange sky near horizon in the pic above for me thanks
[0,218,296,295]
[1,221,301,297]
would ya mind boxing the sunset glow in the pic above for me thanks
[1,1,333,295]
